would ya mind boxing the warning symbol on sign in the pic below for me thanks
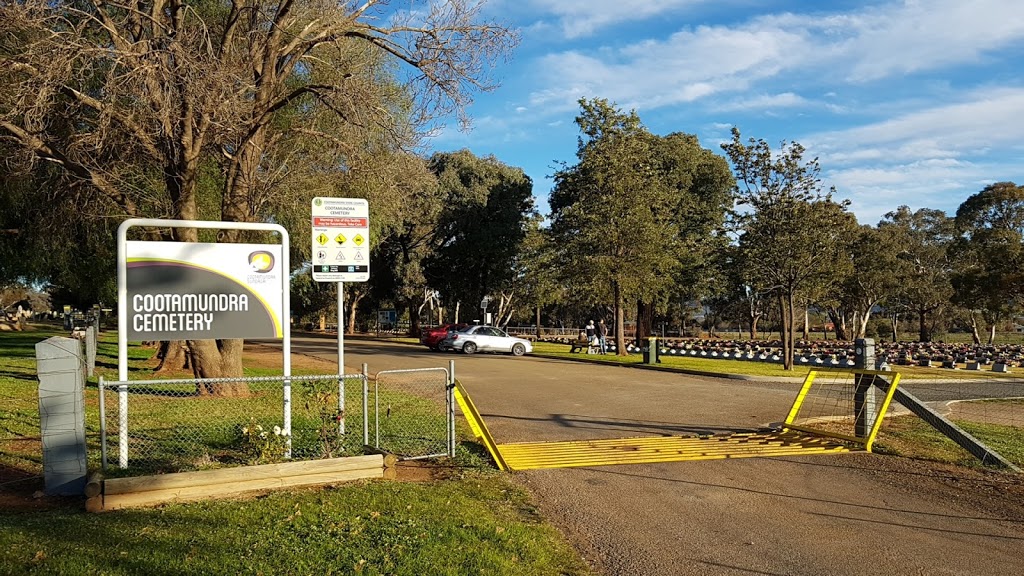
[354,251,364,261]
[336,251,346,261]
[316,233,329,246]
[353,234,365,246]
[335,233,346,245]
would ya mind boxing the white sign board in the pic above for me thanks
[311,197,370,282]
[126,241,285,340]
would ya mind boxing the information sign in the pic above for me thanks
[311,197,370,282]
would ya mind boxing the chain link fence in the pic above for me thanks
[369,368,454,459]
[99,373,373,475]
[884,372,1023,467]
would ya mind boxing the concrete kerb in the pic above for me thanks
[296,332,809,383]
[525,351,808,383]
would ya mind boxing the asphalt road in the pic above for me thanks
[271,336,1024,576]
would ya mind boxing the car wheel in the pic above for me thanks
[462,341,477,355]
[511,343,526,356]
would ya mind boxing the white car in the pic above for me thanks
[444,325,532,356]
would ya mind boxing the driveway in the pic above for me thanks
[277,336,1024,576]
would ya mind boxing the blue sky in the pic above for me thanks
[427,0,1024,226]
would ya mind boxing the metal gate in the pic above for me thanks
[371,366,454,459]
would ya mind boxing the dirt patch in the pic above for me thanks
[852,454,1024,520]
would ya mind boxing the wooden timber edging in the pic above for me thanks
[86,454,385,512]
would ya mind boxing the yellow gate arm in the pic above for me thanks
[453,380,508,471]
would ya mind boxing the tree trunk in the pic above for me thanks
[988,323,997,345]
[749,314,760,340]
[829,309,849,341]
[614,282,627,356]
[154,340,188,373]
[348,282,368,332]
[802,306,809,341]
[189,339,247,396]
[786,290,796,370]
[918,309,929,342]
[855,307,874,340]
[635,300,653,344]
[969,312,982,345]
[890,313,899,342]
[407,302,420,336]
[777,291,792,370]
[535,305,542,339]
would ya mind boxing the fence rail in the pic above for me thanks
[370,368,453,460]
[99,366,455,475]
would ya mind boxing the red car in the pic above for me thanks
[420,323,468,351]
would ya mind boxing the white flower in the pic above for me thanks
[255,425,263,431]
[273,426,282,436]
[242,426,249,434]
[260,431,267,439]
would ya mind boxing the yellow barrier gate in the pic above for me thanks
[456,370,901,471]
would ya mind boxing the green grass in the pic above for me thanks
[0,324,592,575]
[0,476,591,576]
[959,420,1024,466]
[530,341,1024,380]
[531,341,813,378]
[874,415,1024,469]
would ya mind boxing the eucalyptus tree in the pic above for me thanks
[515,216,562,337]
[722,128,856,369]
[424,150,535,326]
[825,223,903,340]
[367,156,448,335]
[950,182,1024,344]
[550,98,732,354]
[880,206,954,342]
[638,132,733,339]
[1,0,517,381]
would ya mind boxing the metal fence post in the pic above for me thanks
[85,326,97,378]
[362,363,369,447]
[118,383,129,469]
[283,375,292,459]
[449,359,456,457]
[854,338,877,439]
[338,374,346,437]
[98,377,107,471]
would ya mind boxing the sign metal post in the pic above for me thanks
[311,197,370,434]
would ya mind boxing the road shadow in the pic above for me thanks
[575,466,1024,531]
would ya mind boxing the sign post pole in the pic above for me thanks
[337,280,345,435]
[311,197,370,441]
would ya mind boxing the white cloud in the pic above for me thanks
[525,1,1024,114]
[520,0,708,39]
[808,88,1024,166]
[528,23,804,112]
[807,88,1024,223]
[712,92,810,112]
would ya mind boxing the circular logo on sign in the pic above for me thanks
[313,198,322,207]
[248,251,275,273]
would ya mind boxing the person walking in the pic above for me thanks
[597,319,608,354]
